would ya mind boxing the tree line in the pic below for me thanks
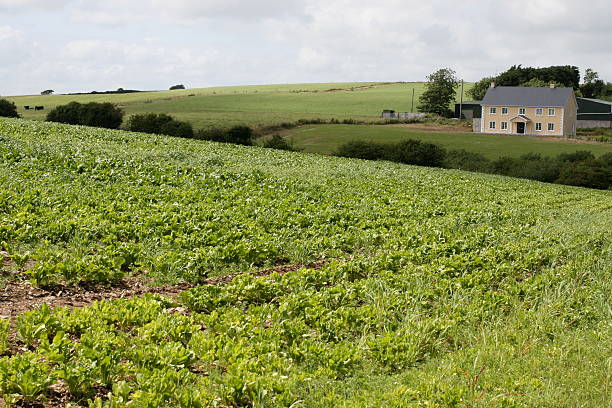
[467,65,611,101]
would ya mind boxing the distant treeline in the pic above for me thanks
[335,139,612,190]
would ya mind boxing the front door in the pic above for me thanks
[517,122,525,134]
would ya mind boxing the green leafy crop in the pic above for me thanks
[0,118,610,407]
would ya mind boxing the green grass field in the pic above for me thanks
[282,124,612,158]
[7,82,472,129]
[1,118,610,407]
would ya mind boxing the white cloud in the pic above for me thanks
[0,0,71,11]
[1,0,612,95]
[148,0,306,20]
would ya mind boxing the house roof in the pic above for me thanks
[482,86,574,107]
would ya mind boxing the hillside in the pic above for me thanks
[0,118,610,407]
[6,82,462,129]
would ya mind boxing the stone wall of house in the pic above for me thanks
[577,120,612,129]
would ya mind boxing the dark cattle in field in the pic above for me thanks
[35,106,44,110]
[24,106,30,110]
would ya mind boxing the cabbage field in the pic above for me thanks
[0,118,610,407]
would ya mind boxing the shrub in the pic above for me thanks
[557,150,595,163]
[195,127,227,142]
[556,158,612,190]
[126,113,174,134]
[197,126,254,145]
[335,141,388,161]
[491,154,562,183]
[262,134,297,151]
[160,120,193,138]
[80,102,123,129]
[46,102,123,129]
[226,126,254,145]
[444,149,491,172]
[46,102,83,125]
[169,84,186,90]
[387,139,447,167]
[127,113,193,138]
[0,99,19,118]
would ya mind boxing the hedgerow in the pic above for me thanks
[335,140,612,189]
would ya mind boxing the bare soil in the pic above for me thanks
[534,136,609,145]
[321,82,402,93]
[0,260,327,319]
[388,123,473,133]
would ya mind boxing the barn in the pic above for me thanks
[577,98,612,128]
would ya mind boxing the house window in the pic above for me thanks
[535,123,542,131]
[519,108,526,115]
[548,123,555,131]
[548,108,555,116]
[490,107,497,114]
[536,108,543,115]
[489,121,496,129]
[501,122,508,130]
[501,107,508,115]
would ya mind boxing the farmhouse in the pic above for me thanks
[480,84,577,137]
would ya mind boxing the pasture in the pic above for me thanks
[6,82,469,129]
[0,118,610,407]
[282,124,612,158]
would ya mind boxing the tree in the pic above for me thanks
[520,78,562,88]
[580,68,606,98]
[169,84,186,90]
[0,99,20,118]
[469,65,582,100]
[583,68,599,83]
[467,76,495,101]
[41,89,54,95]
[417,68,458,117]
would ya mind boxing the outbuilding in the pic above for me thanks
[577,98,612,128]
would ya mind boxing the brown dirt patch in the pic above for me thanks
[322,82,402,93]
[0,260,327,319]
[533,136,609,145]
[387,122,472,133]
[1,250,13,269]
[116,93,198,107]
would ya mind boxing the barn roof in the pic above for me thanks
[482,86,574,107]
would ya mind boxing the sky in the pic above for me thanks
[1,0,611,96]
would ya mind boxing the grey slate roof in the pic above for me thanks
[482,86,574,107]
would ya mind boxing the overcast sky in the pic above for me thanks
[1,0,611,95]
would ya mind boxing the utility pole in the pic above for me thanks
[411,88,415,112]
[459,80,464,119]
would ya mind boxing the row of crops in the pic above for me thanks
[0,118,610,407]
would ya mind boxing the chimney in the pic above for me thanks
[490,81,496,88]
[549,83,556,89]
